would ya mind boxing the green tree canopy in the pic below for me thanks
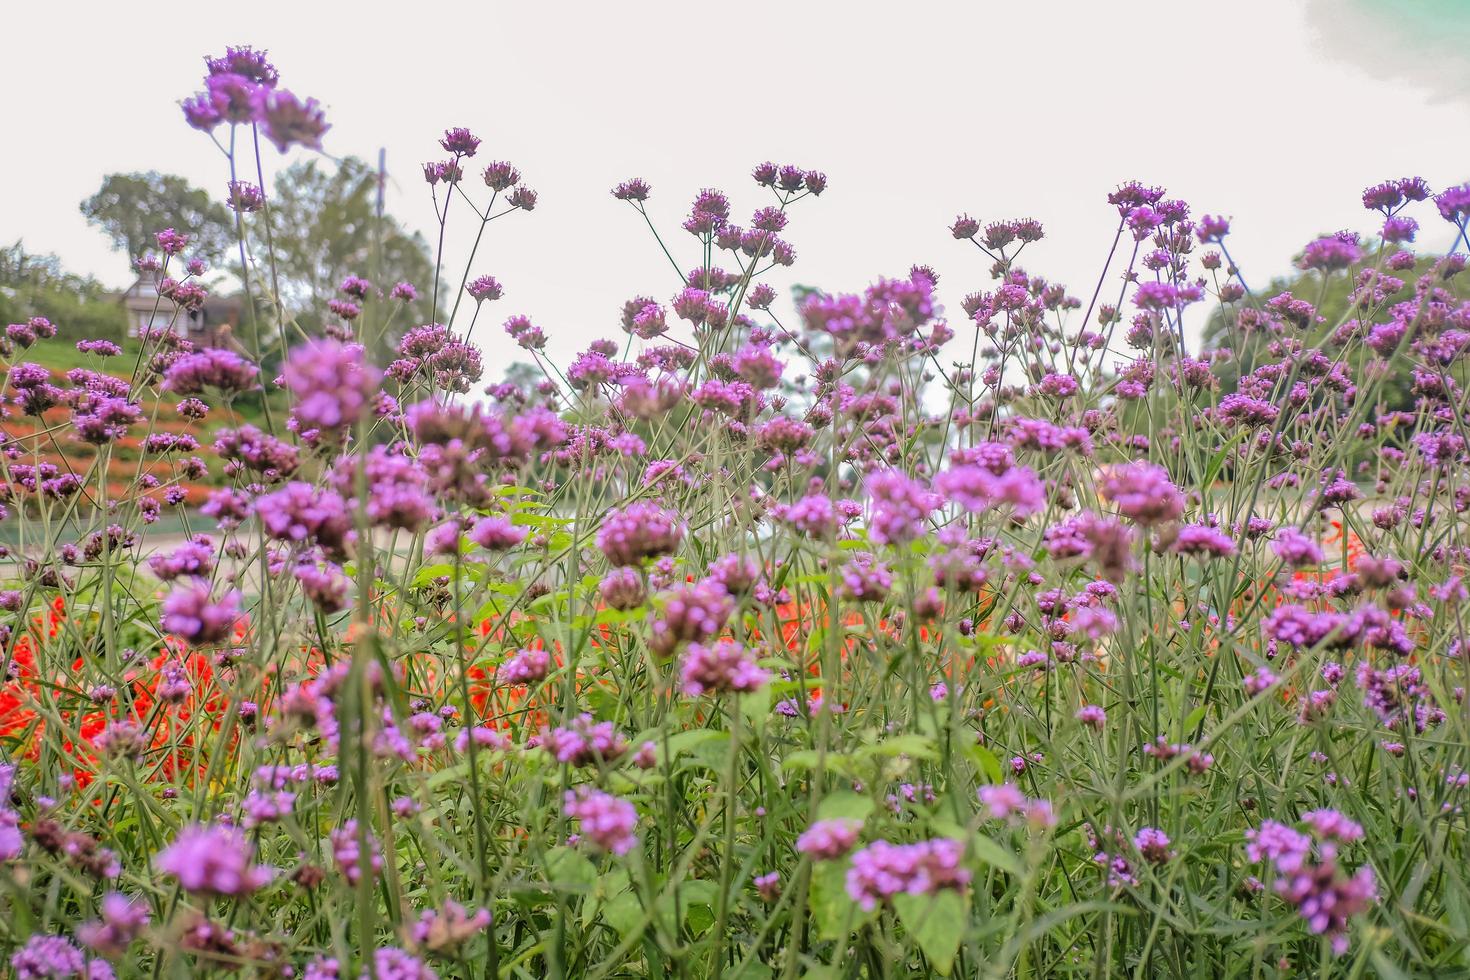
[1199,250,1462,413]
[80,172,234,268]
[254,156,437,348]
[0,241,127,342]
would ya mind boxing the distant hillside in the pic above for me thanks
[1,337,287,521]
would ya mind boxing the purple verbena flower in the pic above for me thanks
[596,502,684,567]
[795,819,862,860]
[156,824,272,895]
[161,579,242,645]
[680,640,769,696]
[564,787,638,855]
[845,838,971,910]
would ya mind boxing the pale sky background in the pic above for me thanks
[4,0,1469,368]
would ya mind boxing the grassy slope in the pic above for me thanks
[1,336,287,544]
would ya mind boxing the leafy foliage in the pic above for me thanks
[251,156,437,350]
[0,241,128,343]
[80,172,234,269]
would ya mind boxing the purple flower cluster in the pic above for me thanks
[801,274,937,347]
[10,934,114,980]
[1246,817,1376,954]
[935,460,1047,518]
[648,578,734,658]
[544,714,628,766]
[866,470,937,545]
[147,537,215,581]
[1133,827,1173,864]
[410,899,491,952]
[1271,527,1323,567]
[156,824,272,895]
[162,348,259,395]
[330,820,383,886]
[161,580,242,645]
[77,893,149,958]
[183,47,327,152]
[284,340,381,432]
[1358,662,1443,733]
[563,787,638,855]
[596,502,685,567]
[498,648,551,685]
[795,819,863,860]
[844,838,971,910]
[1099,462,1185,526]
[256,482,354,559]
[977,783,1057,829]
[680,640,769,696]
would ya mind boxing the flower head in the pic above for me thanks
[156,824,272,895]
[845,838,971,910]
[597,502,684,566]
[1099,462,1185,526]
[161,579,242,645]
[564,787,638,855]
[680,641,769,696]
[255,88,329,153]
[162,348,259,395]
[284,340,380,431]
[796,819,862,860]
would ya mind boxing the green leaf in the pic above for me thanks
[859,734,937,761]
[1200,430,1244,489]
[1368,952,1413,980]
[426,762,471,789]
[767,677,823,697]
[967,834,1023,876]
[728,960,775,980]
[511,512,569,528]
[810,860,869,940]
[655,879,718,934]
[601,888,645,939]
[544,846,597,894]
[895,890,966,975]
[684,901,717,936]
[965,741,1003,784]
[782,751,856,777]
[638,728,730,768]
[1183,705,1207,731]
[688,733,734,770]
[739,687,773,727]
[595,606,645,625]
[411,563,455,587]
[783,750,821,772]
[667,881,717,934]
[583,868,632,929]
[680,879,719,907]
[817,791,874,823]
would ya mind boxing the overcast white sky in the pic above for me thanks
[5,0,1469,367]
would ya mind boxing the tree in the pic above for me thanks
[81,172,234,268]
[251,156,438,357]
[1199,252,1460,413]
[496,361,545,392]
[0,241,128,343]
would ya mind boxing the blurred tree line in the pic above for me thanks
[1104,250,1469,486]
[1196,256,1455,413]
[5,159,440,365]
[0,243,129,342]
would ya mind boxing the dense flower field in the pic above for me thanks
[4,44,1470,979]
